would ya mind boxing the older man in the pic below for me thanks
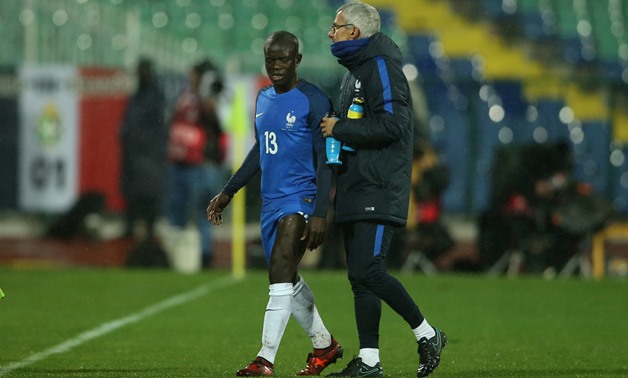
[321,2,447,377]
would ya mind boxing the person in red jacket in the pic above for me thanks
[164,59,227,269]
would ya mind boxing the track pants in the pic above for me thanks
[341,220,425,348]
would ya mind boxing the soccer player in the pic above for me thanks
[320,2,447,377]
[206,31,343,376]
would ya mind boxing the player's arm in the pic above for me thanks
[312,128,332,220]
[222,142,260,197]
[304,139,332,250]
[207,130,261,225]
[302,91,333,250]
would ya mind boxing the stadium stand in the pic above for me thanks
[1,0,626,274]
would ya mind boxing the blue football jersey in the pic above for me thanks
[254,80,331,211]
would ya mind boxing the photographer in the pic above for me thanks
[479,142,613,275]
[400,141,455,270]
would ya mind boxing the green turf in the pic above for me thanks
[0,268,626,377]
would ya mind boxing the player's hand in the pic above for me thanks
[320,116,337,138]
[302,216,326,251]
[206,192,232,225]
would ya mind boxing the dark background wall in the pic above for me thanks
[0,66,18,209]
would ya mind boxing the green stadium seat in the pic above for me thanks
[553,0,579,39]
[589,1,622,62]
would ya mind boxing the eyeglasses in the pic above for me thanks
[329,23,354,33]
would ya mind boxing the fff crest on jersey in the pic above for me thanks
[284,111,296,130]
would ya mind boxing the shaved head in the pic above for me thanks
[265,31,300,55]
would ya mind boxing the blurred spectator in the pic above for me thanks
[412,142,453,254]
[390,77,455,271]
[397,141,455,272]
[119,57,167,241]
[478,142,614,275]
[164,59,227,270]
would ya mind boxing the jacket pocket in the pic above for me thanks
[357,149,387,189]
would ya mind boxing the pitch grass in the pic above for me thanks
[1,268,627,377]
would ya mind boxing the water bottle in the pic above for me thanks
[325,112,342,165]
[342,97,364,152]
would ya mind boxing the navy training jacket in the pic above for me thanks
[332,32,414,226]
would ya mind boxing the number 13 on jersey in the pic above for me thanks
[264,131,278,154]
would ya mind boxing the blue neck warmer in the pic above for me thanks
[330,38,370,59]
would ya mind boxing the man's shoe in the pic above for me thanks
[236,356,275,376]
[296,338,344,375]
[417,328,447,377]
[326,356,382,377]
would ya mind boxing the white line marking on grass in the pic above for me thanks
[0,276,238,376]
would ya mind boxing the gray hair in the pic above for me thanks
[337,1,380,38]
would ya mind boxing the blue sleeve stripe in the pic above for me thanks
[375,56,393,114]
[373,224,384,256]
